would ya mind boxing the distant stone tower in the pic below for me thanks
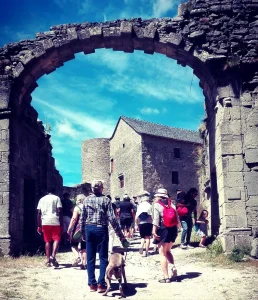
[82,138,110,195]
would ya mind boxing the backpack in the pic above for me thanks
[158,199,178,227]
[138,212,149,221]
[177,206,188,217]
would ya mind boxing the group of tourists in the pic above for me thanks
[36,181,209,291]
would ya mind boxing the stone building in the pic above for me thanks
[82,116,202,200]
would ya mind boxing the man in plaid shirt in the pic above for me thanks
[81,180,129,293]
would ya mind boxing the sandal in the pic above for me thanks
[199,244,206,248]
[45,261,52,267]
[171,266,177,278]
[158,278,170,283]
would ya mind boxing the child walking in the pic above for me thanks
[196,210,209,248]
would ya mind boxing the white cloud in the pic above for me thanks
[140,107,168,114]
[140,107,160,114]
[55,120,83,139]
[78,51,129,74]
[34,97,116,138]
[152,0,177,17]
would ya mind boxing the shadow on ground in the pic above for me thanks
[172,272,202,282]
[105,282,147,298]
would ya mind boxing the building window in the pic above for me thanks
[118,174,124,188]
[174,148,181,159]
[123,143,125,148]
[172,171,179,184]
[110,159,114,173]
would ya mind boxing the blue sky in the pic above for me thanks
[0,0,204,186]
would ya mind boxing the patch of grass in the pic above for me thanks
[0,254,45,269]
[206,238,224,257]
[1,289,17,298]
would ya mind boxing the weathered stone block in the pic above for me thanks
[227,189,241,200]
[223,201,245,215]
[250,238,258,258]
[221,234,235,251]
[224,172,244,188]
[246,196,258,207]
[245,148,258,164]
[227,155,244,172]
[244,171,258,196]
[221,138,243,155]
[0,238,11,255]
[0,217,9,236]
[220,120,241,135]
[0,171,9,182]
[235,235,252,248]
[223,215,247,228]
[244,127,258,148]
[0,119,9,130]
[0,182,9,192]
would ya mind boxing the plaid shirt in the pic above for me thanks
[80,193,124,240]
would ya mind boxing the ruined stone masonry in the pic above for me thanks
[0,0,257,256]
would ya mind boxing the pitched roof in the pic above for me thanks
[110,116,202,144]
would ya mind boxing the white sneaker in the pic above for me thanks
[186,244,194,249]
[180,244,187,249]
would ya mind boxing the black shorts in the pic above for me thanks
[139,223,153,238]
[70,240,86,250]
[157,226,178,243]
[120,217,132,230]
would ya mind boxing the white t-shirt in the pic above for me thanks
[37,194,62,226]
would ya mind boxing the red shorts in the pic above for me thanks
[42,225,61,242]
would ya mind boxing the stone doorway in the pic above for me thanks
[0,0,257,257]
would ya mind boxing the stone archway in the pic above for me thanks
[0,0,257,256]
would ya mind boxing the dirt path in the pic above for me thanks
[0,235,257,300]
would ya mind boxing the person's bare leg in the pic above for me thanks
[45,242,51,262]
[159,243,169,279]
[71,246,80,259]
[200,236,206,246]
[145,237,151,253]
[165,242,174,264]
[52,241,60,258]
[81,250,87,266]
[139,238,144,254]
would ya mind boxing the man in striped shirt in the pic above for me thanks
[81,180,129,293]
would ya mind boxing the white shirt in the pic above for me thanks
[136,201,153,224]
[37,194,62,226]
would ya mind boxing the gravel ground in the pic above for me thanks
[0,234,257,300]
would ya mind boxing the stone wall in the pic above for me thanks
[0,0,258,255]
[142,134,200,201]
[110,120,143,199]
[0,104,63,255]
[63,182,91,200]
[82,138,110,195]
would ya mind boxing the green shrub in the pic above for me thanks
[229,246,251,262]
[207,238,224,257]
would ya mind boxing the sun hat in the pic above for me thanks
[76,194,85,205]
[154,188,168,198]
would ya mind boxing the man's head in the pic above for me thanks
[91,180,104,194]
[115,196,120,201]
[48,187,56,195]
[176,188,182,194]
[123,194,130,201]
[63,192,70,200]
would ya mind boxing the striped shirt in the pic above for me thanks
[80,193,124,240]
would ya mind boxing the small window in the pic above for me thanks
[118,174,124,188]
[174,148,181,158]
[110,159,114,173]
[172,171,179,184]
[123,143,125,148]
